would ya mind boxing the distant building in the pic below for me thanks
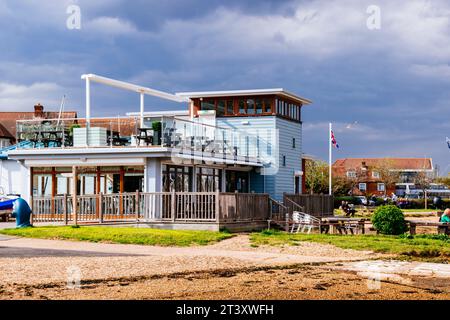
[0,103,78,144]
[332,158,435,196]
[0,123,14,148]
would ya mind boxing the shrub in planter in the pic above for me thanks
[371,205,407,235]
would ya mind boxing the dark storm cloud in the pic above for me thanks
[0,0,448,172]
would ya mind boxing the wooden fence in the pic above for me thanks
[283,194,334,217]
[219,193,270,222]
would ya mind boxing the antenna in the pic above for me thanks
[57,95,66,126]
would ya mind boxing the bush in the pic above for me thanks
[371,205,407,235]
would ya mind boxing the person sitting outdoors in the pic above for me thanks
[440,209,450,223]
[340,201,349,213]
[339,201,355,217]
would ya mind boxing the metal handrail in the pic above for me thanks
[284,197,305,212]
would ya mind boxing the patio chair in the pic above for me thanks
[290,211,320,234]
[291,211,304,233]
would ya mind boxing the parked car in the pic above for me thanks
[354,196,367,205]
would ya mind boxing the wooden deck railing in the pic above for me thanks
[31,192,333,226]
[31,191,221,224]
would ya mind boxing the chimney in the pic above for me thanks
[34,103,44,118]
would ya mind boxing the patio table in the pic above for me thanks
[321,217,368,235]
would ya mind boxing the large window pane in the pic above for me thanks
[217,100,225,116]
[255,98,263,114]
[263,99,272,113]
[246,99,255,114]
[226,100,234,115]
[201,100,215,111]
[238,100,246,114]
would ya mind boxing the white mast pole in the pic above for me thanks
[140,92,145,128]
[329,122,332,195]
[85,77,91,146]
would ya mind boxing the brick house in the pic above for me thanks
[332,158,435,196]
[0,104,78,145]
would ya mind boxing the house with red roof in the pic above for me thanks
[332,158,435,196]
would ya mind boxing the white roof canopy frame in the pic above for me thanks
[81,74,190,128]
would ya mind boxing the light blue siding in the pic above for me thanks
[274,117,302,200]
[217,116,302,201]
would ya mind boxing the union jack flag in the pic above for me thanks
[447,137,450,149]
[331,130,339,149]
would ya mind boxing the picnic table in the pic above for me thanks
[406,220,450,235]
[135,128,154,146]
[321,216,368,235]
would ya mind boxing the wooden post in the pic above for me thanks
[171,189,176,222]
[51,167,56,219]
[135,190,140,222]
[285,208,289,232]
[63,193,68,225]
[424,190,428,210]
[359,220,365,234]
[72,166,78,226]
[119,166,124,218]
[95,166,101,218]
[409,223,416,235]
[30,195,34,225]
[99,192,104,223]
[215,189,220,223]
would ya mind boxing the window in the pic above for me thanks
[255,98,263,114]
[282,155,286,167]
[359,183,367,191]
[263,99,272,113]
[162,165,193,192]
[201,100,215,111]
[372,171,380,179]
[246,99,255,114]
[377,183,385,192]
[226,100,234,115]
[216,100,225,117]
[238,99,246,114]
[197,167,222,192]
[346,171,357,178]
[292,138,296,148]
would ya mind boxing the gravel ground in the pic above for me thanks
[2,263,448,300]
[0,234,447,300]
[0,235,380,286]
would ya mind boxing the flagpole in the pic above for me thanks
[329,122,332,195]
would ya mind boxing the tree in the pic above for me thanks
[305,159,353,195]
[372,159,401,196]
[305,159,329,194]
[344,166,367,196]
[434,176,450,188]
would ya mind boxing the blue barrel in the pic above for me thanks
[11,198,32,228]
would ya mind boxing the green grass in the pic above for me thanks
[0,226,233,247]
[251,230,450,262]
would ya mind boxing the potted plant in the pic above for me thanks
[152,121,162,145]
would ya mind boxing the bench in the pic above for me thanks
[407,220,450,235]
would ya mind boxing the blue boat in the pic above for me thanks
[0,197,18,211]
